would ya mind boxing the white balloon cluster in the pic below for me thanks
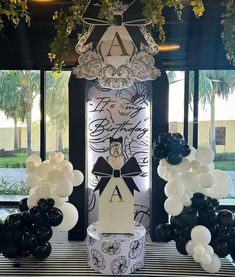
[186,225,221,273]
[158,147,232,216]
[25,152,84,231]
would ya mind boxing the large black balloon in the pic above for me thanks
[5,214,22,230]
[155,223,172,242]
[30,206,47,225]
[175,237,188,255]
[37,198,50,211]
[32,242,52,260]
[211,240,230,258]
[2,242,20,259]
[21,231,39,250]
[46,207,63,227]
[217,210,234,226]
[166,152,183,165]
[18,198,29,212]
[36,226,53,244]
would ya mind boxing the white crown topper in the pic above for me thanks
[73,0,161,89]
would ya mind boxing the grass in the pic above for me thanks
[214,160,235,171]
[0,178,29,195]
[0,150,68,168]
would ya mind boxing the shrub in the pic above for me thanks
[0,149,16,157]
[214,152,235,161]
[0,178,29,195]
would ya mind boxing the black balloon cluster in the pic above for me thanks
[153,132,191,165]
[155,193,235,261]
[0,198,63,260]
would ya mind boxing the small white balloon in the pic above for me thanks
[193,254,200,263]
[57,160,73,173]
[180,172,199,191]
[180,193,190,205]
[71,170,84,187]
[26,161,37,174]
[205,245,214,256]
[159,159,168,167]
[164,197,184,216]
[191,225,211,245]
[49,152,58,160]
[186,240,195,255]
[157,165,166,179]
[199,173,214,188]
[164,179,185,197]
[55,180,73,197]
[25,174,40,188]
[36,163,53,179]
[201,254,221,273]
[57,152,65,162]
[50,191,66,208]
[207,170,232,198]
[200,165,209,174]
[26,155,42,166]
[55,203,79,231]
[176,158,191,173]
[47,169,60,183]
[200,253,212,265]
[27,193,40,209]
[184,199,192,207]
[187,146,196,161]
[195,147,214,165]
[193,245,206,256]
[191,160,200,170]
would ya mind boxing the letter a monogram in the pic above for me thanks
[109,185,124,202]
[106,31,129,56]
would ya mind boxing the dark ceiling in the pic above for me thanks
[0,0,234,70]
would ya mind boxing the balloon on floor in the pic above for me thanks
[153,132,235,273]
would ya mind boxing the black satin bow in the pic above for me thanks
[92,156,142,195]
[82,0,149,51]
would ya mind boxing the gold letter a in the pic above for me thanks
[106,32,129,57]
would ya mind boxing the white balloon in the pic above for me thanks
[71,170,84,187]
[186,240,195,255]
[199,173,214,188]
[205,245,214,256]
[193,245,206,256]
[200,253,212,265]
[35,184,50,198]
[191,225,211,245]
[36,163,53,179]
[187,146,196,161]
[184,199,192,207]
[180,193,190,205]
[157,165,166,179]
[50,191,66,208]
[159,159,168,167]
[49,158,60,166]
[49,152,58,160]
[47,169,60,183]
[27,193,40,209]
[55,180,73,197]
[164,197,184,216]
[195,147,214,165]
[185,189,193,199]
[207,170,232,198]
[25,174,40,188]
[26,155,42,166]
[57,152,65,162]
[55,203,79,231]
[180,172,199,191]
[176,158,191,173]
[164,179,185,197]
[193,254,200,263]
[26,161,37,174]
[201,254,221,273]
[162,171,171,181]
[191,160,200,170]
[57,160,73,173]
[200,165,209,174]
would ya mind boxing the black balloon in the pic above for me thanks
[32,242,52,260]
[18,198,29,212]
[155,223,172,242]
[46,198,55,208]
[30,206,47,225]
[211,240,230,258]
[2,242,20,259]
[175,237,188,255]
[217,210,234,226]
[45,207,63,227]
[22,231,39,250]
[5,214,22,230]
[37,198,50,211]
[36,226,53,244]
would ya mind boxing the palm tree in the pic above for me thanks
[46,72,69,152]
[0,71,25,151]
[198,70,235,154]
[0,70,40,156]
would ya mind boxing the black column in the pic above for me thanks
[150,58,169,241]
[68,74,88,240]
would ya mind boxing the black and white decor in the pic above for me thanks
[87,221,146,275]
[86,80,151,229]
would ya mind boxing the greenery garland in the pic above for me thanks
[49,0,205,73]
[0,0,30,30]
[221,0,235,65]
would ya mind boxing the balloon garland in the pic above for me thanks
[0,152,84,260]
[154,133,235,273]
